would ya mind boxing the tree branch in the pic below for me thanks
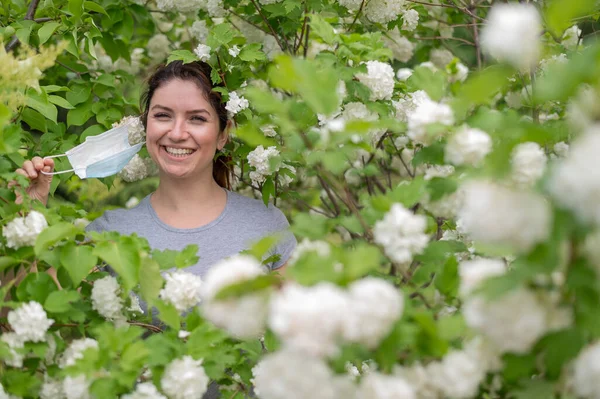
[5,0,42,52]
[249,0,289,52]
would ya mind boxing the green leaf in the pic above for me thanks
[66,85,91,106]
[60,243,97,287]
[26,92,58,124]
[34,222,78,256]
[48,95,75,110]
[388,177,427,208]
[2,369,41,397]
[93,237,141,292]
[407,66,446,102]
[545,0,596,36]
[343,244,382,280]
[239,43,266,62]
[68,0,84,21]
[139,256,163,307]
[44,290,80,313]
[512,379,555,399]
[167,50,198,64]
[214,274,278,300]
[67,101,94,126]
[457,64,514,105]
[434,256,459,298]
[16,272,57,304]
[84,1,109,15]
[0,257,21,273]
[538,329,586,379]
[262,177,275,206]
[207,23,236,48]
[427,177,458,202]
[154,300,180,329]
[175,244,199,269]
[15,25,33,46]
[37,22,61,44]
[310,15,337,44]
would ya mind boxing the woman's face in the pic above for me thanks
[146,78,227,181]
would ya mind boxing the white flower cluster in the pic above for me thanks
[2,332,25,367]
[190,20,208,43]
[445,126,492,166]
[359,372,415,399]
[247,145,282,186]
[384,28,414,62]
[548,126,600,225]
[194,44,211,62]
[396,68,412,81]
[458,181,551,253]
[63,375,91,399]
[287,239,331,265]
[401,9,419,31]
[225,91,249,116]
[40,376,63,399]
[572,341,600,399]
[228,45,241,57]
[119,154,157,182]
[430,48,454,68]
[59,338,99,368]
[365,0,407,24]
[2,211,48,249]
[160,356,209,399]
[7,301,54,343]
[269,278,402,357]
[200,255,269,338]
[122,382,167,399]
[356,61,395,101]
[424,164,454,181]
[393,90,430,122]
[459,259,569,354]
[562,24,582,50]
[337,0,362,10]
[91,275,125,322]
[373,203,429,265]
[156,0,203,13]
[159,270,202,313]
[480,3,542,70]
[112,115,145,145]
[511,142,547,187]
[341,102,385,144]
[147,34,170,62]
[447,62,469,83]
[407,97,454,145]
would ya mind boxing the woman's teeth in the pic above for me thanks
[165,147,194,156]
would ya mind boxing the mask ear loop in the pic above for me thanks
[40,154,78,175]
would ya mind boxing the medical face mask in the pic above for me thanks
[42,123,145,179]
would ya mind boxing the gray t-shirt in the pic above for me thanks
[86,190,297,275]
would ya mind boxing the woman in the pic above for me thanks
[17,61,296,275]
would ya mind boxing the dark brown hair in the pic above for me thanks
[140,60,231,189]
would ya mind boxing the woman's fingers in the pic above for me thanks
[21,160,38,179]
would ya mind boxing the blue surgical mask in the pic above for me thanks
[42,123,145,179]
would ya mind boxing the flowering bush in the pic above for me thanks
[2,0,600,398]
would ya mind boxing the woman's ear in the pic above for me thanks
[217,120,231,150]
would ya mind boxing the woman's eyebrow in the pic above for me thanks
[150,105,211,115]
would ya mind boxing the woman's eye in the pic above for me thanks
[191,116,207,122]
[153,113,170,119]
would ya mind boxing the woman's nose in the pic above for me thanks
[168,119,188,140]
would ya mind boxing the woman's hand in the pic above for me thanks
[13,156,54,206]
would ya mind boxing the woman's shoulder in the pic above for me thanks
[227,191,290,226]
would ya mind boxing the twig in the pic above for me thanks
[470,0,482,69]
[349,0,365,31]
[295,3,309,54]
[415,36,475,46]
[129,321,163,334]
[5,0,41,52]
[228,10,270,35]
[249,0,288,52]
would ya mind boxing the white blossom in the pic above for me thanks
[407,98,454,145]
[247,145,282,185]
[511,142,547,187]
[562,25,582,50]
[121,382,167,399]
[430,48,454,68]
[126,197,140,209]
[2,211,48,249]
[548,127,600,226]
[338,0,362,10]
[261,125,278,137]
[159,270,202,313]
[113,115,145,145]
[383,28,414,62]
[63,375,91,399]
[373,203,429,265]
[393,90,430,122]
[200,255,268,338]
[445,126,492,166]
[160,356,209,399]
[428,349,486,399]
[225,91,249,116]
[458,181,551,252]
[394,363,440,399]
[59,338,99,368]
[358,372,416,399]
[365,0,407,24]
[269,282,348,357]
[147,34,170,62]
[190,20,208,43]
[463,287,549,354]
[504,91,522,109]
[91,275,125,321]
[396,68,413,81]
[424,164,454,181]
[342,278,403,348]
[341,102,384,144]
[1,333,25,367]
[7,301,53,342]
[40,376,64,399]
[401,9,419,31]
[193,44,211,62]
[262,35,283,60]
[459,258,506,296]
[252,349,347,399]
[424,189,463,219]
[480,3,542,70]
[288,239,331,265]
[448,62,469,83]
[572,341,600,399]
[228,45,241,57]
[119,154,156,182]
[356,61,395,101]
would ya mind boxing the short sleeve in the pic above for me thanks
[267,206,297,270]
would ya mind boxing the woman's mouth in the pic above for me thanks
[163,146,196,157]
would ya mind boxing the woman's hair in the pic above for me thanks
[140,61,231,189]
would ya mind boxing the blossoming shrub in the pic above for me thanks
[2,0,600,398]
